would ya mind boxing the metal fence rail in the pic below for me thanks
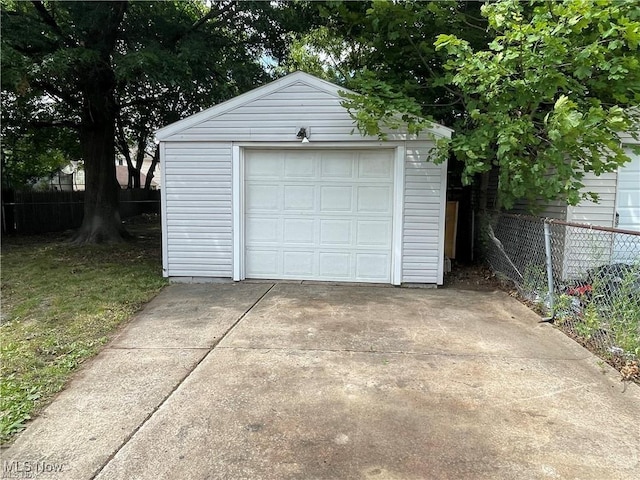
[483,213,640,364]
[1,189,161,235]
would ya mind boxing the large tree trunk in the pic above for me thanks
[73,123,128,243]
[73,82,129,243]
[72,2,129,244]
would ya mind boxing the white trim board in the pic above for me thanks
[159,142,169,277]
[436,156,449,284]
[392,145,406,285]
[232,144,242,281]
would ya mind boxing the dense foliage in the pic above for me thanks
[435,0,640,208]
[1,0,315,241]
[331,0,640,209]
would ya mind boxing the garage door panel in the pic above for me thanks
[245,155,281,178]
[246,217,279,244]
[246,185,280,211]
[357,186,392,213]
[284,185,315,211]
[321,156,354,178]
[359,154,394,178]
[618,190,640,207]
[246,248,280,276]
[356,253,389,280]
[245,149,393,283]
[319,252,351,277]
[283,251,315,276]
[320,186,353,212]
[284,155,315,178]
[320,219,352,246]
[283,219,315,244]
[357,220,391,247]
[616,151,640,232]
[613,149,640,262]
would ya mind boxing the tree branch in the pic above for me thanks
[30,120,80,129]
[461,18,487,33]
[173,1,236,44]
[406,35,465,103]
[30,80,81,108]
[31,1,77,48]
[116,113,135,172]
[419,98,463,108]
[144,145,160,190]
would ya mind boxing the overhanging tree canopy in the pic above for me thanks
[435,0,640,209]
[334,0,639,210]
[1,0,316,243]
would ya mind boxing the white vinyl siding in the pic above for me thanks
[561,170,627,278]
[567,171,618,227]
[402,143,446,284]
[158,81,447,144]
[161,82,369,143]
[163,142,233,277]
[511,198,567,220]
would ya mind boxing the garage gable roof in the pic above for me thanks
[155,71,453,141]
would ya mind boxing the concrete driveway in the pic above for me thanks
[3,283,639,479]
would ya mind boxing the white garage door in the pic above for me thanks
[245,149,394,282]
[613,148,640,263]
[616,149,640,232]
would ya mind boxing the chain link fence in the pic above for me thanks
[483,213,640,367]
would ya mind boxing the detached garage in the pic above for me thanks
[155,72,453,285]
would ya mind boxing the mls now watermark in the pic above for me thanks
[2,461,65,478]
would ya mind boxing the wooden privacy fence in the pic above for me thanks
[1,189,160,235]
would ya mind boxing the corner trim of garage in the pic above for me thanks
[392,144,405,285]
[232,143,242,281]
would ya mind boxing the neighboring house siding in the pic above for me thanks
[509,168,567,219]
[164,142,233,277]
[511,197,567,219]
[402,143,445,283]
[567,171,618,227]
[162,82,375,143]
[495,138,639,279]
[508,168,625,226]
[616,146,640,232]
[560,170,624,279]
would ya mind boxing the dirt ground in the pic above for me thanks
[442,262,506,291]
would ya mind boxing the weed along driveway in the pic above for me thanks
[3,283,639,479]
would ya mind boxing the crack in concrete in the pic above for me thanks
[107,347,210,351]
[496,382,599,406]
[215,345,594,362]
[89,283,277,480]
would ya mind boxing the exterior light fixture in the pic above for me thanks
[296,127,310,143]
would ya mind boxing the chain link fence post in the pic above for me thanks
[483,213,639,369]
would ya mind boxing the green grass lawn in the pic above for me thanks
[0,216,167,444]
